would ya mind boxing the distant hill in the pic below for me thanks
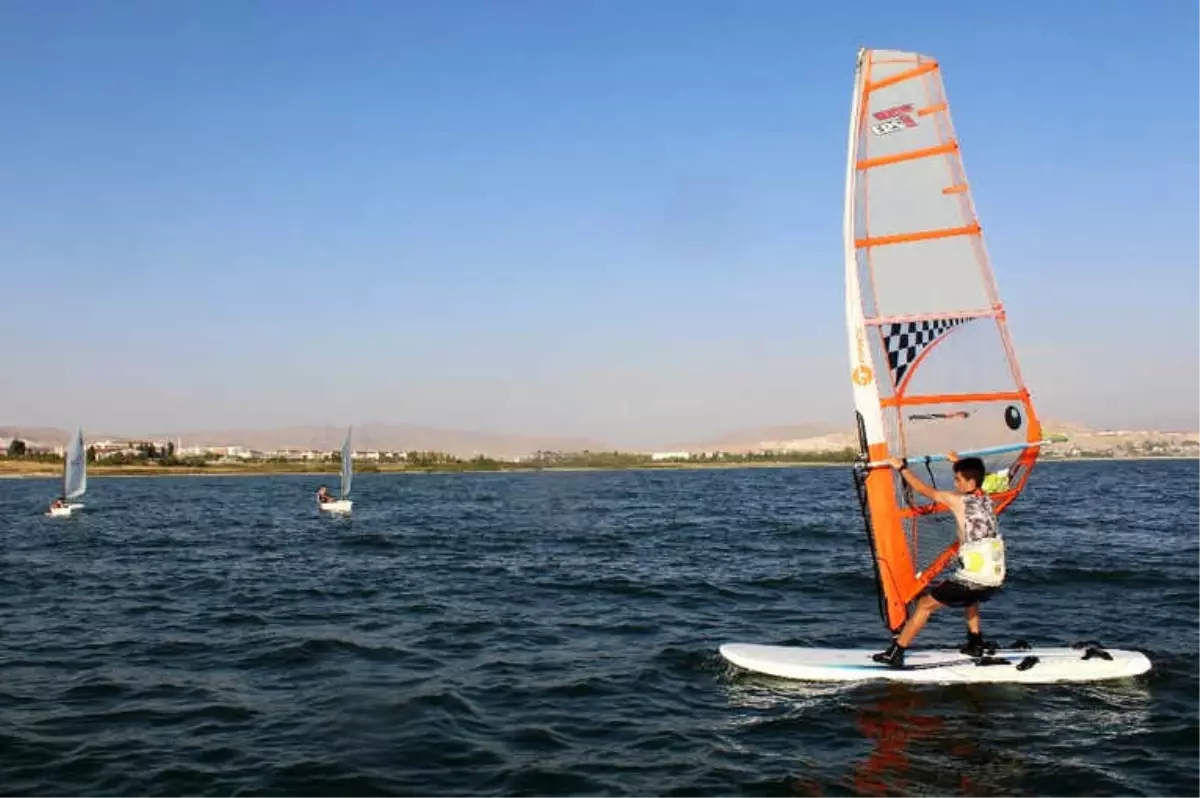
[663,423,851,454]
[661,419,1200,456]
[0,423,611,460]
[160,424,613,459]
[2,420,1196,459]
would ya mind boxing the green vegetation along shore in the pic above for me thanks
[0,448,860,477]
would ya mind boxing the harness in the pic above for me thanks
[955,490,1006,587]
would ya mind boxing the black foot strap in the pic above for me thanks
[1082,646,1112,661]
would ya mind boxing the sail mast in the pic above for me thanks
[845,49,916,632]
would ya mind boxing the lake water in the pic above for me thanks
[1,460,1196,796]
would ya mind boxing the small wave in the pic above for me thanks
[241,637,409,668]
[338,532,398,550]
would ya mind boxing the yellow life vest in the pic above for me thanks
[982,468,1010,494]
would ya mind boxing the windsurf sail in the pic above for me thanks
[340,427,353,500]
[843,48,1043,633]
[63,426,87,500]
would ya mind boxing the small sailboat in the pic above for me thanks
[318,427,353,514]
[48,426,87,517]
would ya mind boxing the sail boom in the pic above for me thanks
[864,437,1067,469]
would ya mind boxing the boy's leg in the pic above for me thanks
[960,602,990,656]
[874,593,944,667]
[965,603,981,635]
[898,593,942,647]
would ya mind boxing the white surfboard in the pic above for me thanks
[719,643,1152,685]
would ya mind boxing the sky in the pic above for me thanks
[0,0,1196,447]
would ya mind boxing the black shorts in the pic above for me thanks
[926,580,998,608]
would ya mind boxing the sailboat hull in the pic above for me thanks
[48,503,85,517]
[318,500,353,514]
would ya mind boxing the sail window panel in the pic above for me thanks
[861,155,970,240]
[892,400,1027,463]
[867,236,991,317]
[880,400,907,466]
[889,396,1030,580]
[900,503,957,576]
[879,389,1027,469]
[881,405,956,578]
[886,319,1019,396]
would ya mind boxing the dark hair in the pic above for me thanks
[953,457,986,489]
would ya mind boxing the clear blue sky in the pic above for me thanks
[1,0,1196,446]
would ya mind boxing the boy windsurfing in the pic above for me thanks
[872,453,1006,668]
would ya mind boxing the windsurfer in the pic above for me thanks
[872,454,1006,668]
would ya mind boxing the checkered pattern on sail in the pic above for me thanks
[882,317,971,386]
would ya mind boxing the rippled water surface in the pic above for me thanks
[1,460,1196,796]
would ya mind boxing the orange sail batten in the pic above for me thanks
[856,223,980,249]
[865,61,939,93]
[857,141,959,171]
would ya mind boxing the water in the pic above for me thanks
[1,460,1195,796]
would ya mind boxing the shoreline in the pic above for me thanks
[0,460,851,479]
[1,456,1195,480]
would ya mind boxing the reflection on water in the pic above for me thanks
[724,671,1155,796]
[853,684,954,796]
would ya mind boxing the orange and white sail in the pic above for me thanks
[844,48,1044,633]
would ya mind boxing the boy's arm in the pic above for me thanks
[887,457,962,509]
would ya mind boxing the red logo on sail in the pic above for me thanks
[870,104,918,136]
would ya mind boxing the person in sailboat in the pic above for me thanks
[316,485,336,504]
[49,497,65,512]
[873,453,1006,668]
